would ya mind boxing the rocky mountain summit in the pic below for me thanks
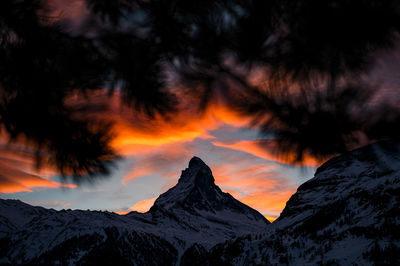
[149,157,269,236]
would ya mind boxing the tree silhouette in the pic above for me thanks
[0,0,399,181]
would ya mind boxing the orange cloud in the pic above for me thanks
[216,174,281,193]
[264,216,277,222]
[76,90,250,157]
[116,155,296,218]
[1,89,299,219]
[0,170,77,194]
[122,168,155,184]
[239,190,295,217]
[0,144,77,194]
[222,189,242,198]
[130,197,157,213]
[121,144,191,184]
[116,197,157,215]
[213,139,321,167]
[118,151,295,217]
[209,161,297,218]
[0,89,249,192]
[0,179,31,193]
[212,163,282,192]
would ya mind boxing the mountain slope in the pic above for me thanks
[2,142,400,265]
[0,157,269,265]
[148,157,269,246]
[199,140,400,265]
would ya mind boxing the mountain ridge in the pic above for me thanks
[191,140,400,265]
[0,156,269,265]
[1,142,400,265]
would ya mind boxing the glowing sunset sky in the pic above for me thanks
[1,40,400,222]
[0,93,317,221]
[1,1,400,222]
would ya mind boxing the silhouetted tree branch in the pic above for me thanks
[1,0,399,181]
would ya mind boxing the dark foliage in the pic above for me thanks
[1,0,400,181]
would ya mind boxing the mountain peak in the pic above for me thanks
[188,156,207,169]
[178,156,214,185]
[150,157,269,227]
[151,157,216,210]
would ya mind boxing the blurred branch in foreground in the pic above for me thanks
[0,0,399,181]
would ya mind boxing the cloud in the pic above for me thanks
[117,160,296,218]
[121,146,190,184]
[212,139,321,167]
[129,197,157,213]
[0,90,304,219]
[214,167,282,193]
[115,196,157,215]
[0,144,77,194]
[75,90,250,157]
[210,160,297,217]
[0,171,76,194]
[239,189,296,218]
[0,89,248,193]
[264,216,278,223]
[116,134,301,216]
[222,189,241,198]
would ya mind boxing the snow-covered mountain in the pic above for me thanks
[193,140,400,265]
[0,156,269,265]
[2,142,400,265]
[148,157,269,243]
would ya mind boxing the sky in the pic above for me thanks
[0,0,315,222]
[2,48,400,221]
[0,92,318,221]
[1,48,399,220]
[1,1,400,222]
